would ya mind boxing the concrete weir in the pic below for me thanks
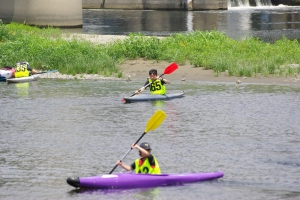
[83,0,228,10]
[0,0,82,27]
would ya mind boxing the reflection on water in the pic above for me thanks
[14,82,29,97]
[65,6,300,42]
[69,186,161,198]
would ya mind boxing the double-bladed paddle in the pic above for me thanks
[122,62,178,102]
[109,109,166,174]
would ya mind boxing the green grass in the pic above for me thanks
[1,20,299,78]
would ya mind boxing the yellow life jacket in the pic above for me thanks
[134,155,161,174]
[14,63,29,78]
[148,78,166,95]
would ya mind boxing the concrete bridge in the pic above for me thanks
[0,0,227,27]
[83,0,227,10]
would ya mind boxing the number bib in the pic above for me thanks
[148,79,166,95]
[14,64,29,78]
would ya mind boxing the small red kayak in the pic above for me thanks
[0,68,15,81]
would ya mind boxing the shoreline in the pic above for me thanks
[119,59,300,85]
[39,34,300,85]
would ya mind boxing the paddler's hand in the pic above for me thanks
[135,87,145,94]
[158,77,165,82]
[31,69,37,74]
[116,160,122,166]
[131,143,138,149]
[158,77,170,84]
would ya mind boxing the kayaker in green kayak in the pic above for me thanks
[135,69,170,95]
[116,142,161,174]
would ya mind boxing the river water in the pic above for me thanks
[1,79,300,199]
[74,6,300,42]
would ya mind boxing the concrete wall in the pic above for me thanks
[103,0,188,10]
[83,0,102,9]
[83,0,228,10]
[0,0,82,27]
[193,0,227,10]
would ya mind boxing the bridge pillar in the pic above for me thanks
[0,0,82,27]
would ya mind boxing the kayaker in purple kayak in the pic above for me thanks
[135,69,171,95]
[116,142,161,174]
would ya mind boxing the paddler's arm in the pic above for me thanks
[132,143,150,157]
[31,69,37,74]
[158,77,170,84]
[135,86,145,95]
[26,64,37,75]
[135,80,150,94]
[116,160,132,171]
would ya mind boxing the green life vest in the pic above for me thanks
[134,155,161,174]
[148,78,166,95]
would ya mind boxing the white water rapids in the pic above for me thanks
[229,0,273,7]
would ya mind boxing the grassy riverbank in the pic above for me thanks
[1,21,299,78]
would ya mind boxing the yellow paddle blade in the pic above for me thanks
[144,110,166,133]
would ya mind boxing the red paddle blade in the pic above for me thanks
[163,62,178,74]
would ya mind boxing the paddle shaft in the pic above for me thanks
[108,110,166,174]
[35,70,58,74]
[109,132,146,174]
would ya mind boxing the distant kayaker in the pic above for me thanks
[14,61,37,78]
[116,142,161,174]
[135,69,170,95]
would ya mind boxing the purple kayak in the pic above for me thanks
[66,172,224,189]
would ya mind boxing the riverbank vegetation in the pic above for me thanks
[1,21,299,78]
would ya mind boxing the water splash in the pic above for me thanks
[229,0,273,7]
